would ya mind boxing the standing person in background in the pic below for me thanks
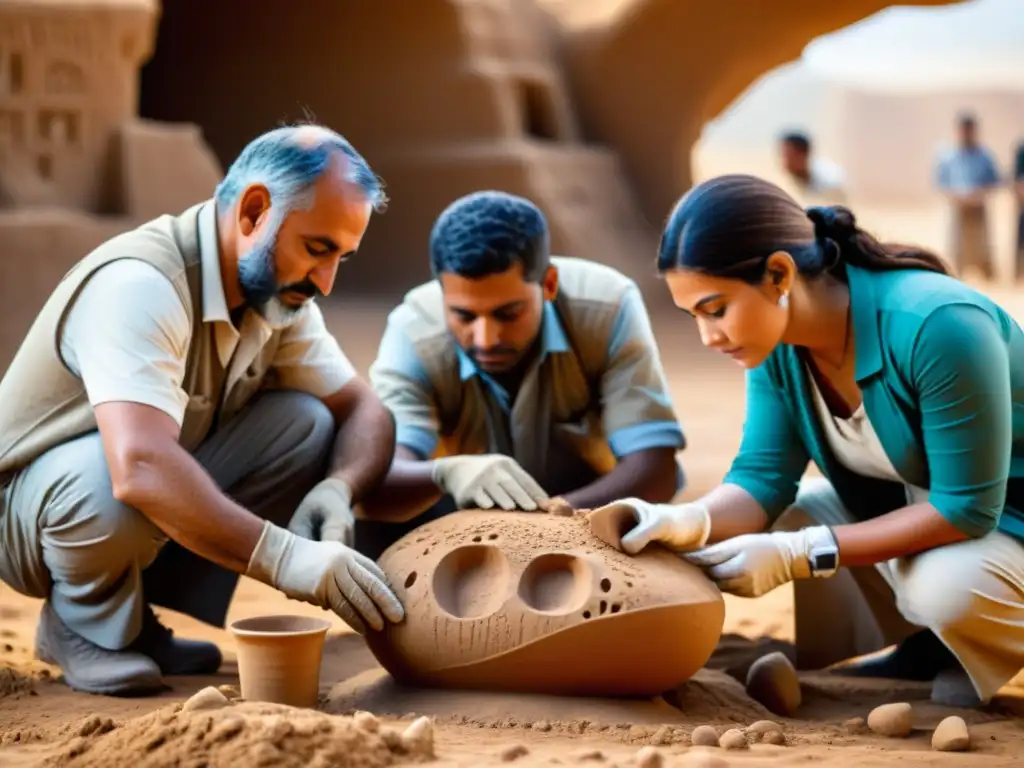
[778,131,848,206]
[935,112,1001,280]
[1014,139,1024,282]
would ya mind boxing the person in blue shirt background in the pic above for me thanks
[934,112,1002,280]
[594,173,1024,708]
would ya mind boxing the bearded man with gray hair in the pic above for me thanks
[0,125,405,696]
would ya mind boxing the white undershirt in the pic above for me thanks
[807,367,929,506]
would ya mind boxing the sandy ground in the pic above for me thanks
[3,278,1024,767]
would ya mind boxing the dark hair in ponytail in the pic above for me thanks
[657,174,950,283]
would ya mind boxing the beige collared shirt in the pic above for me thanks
[60,201,355,427]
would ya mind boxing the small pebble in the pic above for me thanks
[761,730,786,745]
[931,715,970,752]
[401,716,434,757]
[745,652,801,716]
[573,749,604,761]
[353,710,379,733]
[690,725,719,747]
[500,744,530,762]
[533,720,552,732]
[719,729,748,750]
[867,702,914,738]
[181,686,229,712]
[635,746,663,768]
[745,720,782,736]
[843,716,867,734]
[216,684,240,699]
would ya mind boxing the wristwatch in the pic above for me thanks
[806,526,840,578]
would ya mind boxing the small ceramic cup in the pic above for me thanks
[228,615,333,708]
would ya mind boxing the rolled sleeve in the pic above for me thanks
[368,316,441,460]
[912,304,1011,537]
[601,286,685,457]
[271,303,357,398]
[723,364,810,522]
[60,260,191,425]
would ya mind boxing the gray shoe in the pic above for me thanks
[34,602,166,697]
[931,668,983,708]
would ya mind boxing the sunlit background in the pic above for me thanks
[695,0,1024,278]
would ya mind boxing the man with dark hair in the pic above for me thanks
[356,190,687,558]
[935,111,1001,279]
[778,130,847,205]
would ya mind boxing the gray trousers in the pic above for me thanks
[0,391,335,651]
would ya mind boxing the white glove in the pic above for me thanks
[682,526,837,598]
[246,521,405,635]
[289,477,354,545]
[592,497,711,555]
[431,454,547,511]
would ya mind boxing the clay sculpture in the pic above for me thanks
[364,503,725,697]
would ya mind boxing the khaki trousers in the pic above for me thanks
[949,203,992,278]
[0,391,334,651]
[778,477,1024,702]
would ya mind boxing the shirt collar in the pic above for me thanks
[847,263,884,383]
[457,300,571,381]
[197,199,231,325]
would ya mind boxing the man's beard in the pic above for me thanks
[238,231,319,329]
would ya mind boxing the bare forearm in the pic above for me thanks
[831,502,968,566]
[700,483,769,543]
[358,455,443,523]
[112,442,265,573]
[328,397,396,503]
[563,449,679,509]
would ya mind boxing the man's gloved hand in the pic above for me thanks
[682,526,837,598]
[430,454,547,511]
[246,521,405,635]
[591,497,711,555]
[289,477,355,546]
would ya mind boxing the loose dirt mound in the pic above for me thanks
[39,702,422,768]
[0,665,36,698]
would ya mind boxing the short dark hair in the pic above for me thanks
[780,131,811,153]
[429,191,550,281]
[958,111,977,129]
[657,174,949,283]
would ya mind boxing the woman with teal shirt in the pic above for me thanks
[593,174,1024,707]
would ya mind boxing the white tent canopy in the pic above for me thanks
[802,0,1024,92]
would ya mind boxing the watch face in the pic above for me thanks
[813,551,838,570]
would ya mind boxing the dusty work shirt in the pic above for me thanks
[369,257,686,494]
[0,200,356,485]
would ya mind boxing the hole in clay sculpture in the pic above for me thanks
[404,572,417,589]
[600,578,611,592]
[432,545,511,620]
[517,553,591,615]
[599,600,608,615]
[487,533,499,540]
[582,610,591,619]
[472,535,482,542]
[610,603,622,613]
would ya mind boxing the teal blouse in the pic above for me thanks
[724,263,1024,541]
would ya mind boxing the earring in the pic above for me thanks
[778,292,789,309]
